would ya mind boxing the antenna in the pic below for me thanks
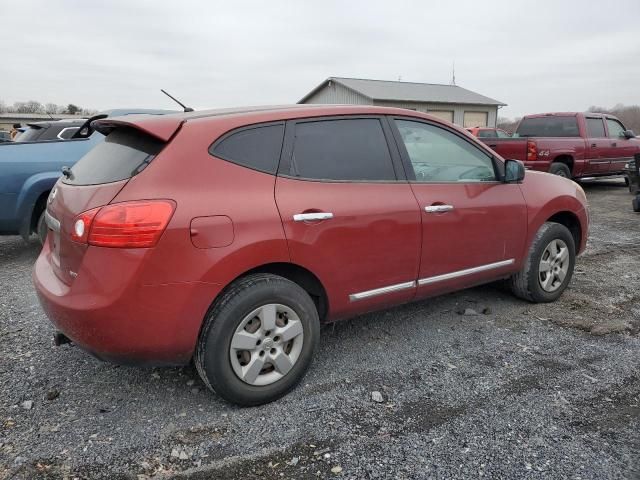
[160,89,194,112]
[451,62,456,85]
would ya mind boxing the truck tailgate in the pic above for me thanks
[477,138,528,160]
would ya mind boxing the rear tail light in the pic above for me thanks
[71,200,175,248]
[527,140,537,161]
[70,208,100,244]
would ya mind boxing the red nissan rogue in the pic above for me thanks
[33,105,589,406]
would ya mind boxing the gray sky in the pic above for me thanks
[2,0,639,119]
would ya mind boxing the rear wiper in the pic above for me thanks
[61,166,74,180]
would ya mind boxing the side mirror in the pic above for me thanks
[504,159,525,183]
[623,129,636,139]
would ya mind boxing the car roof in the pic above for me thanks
[95,104,462,142]
[25,119,87,129]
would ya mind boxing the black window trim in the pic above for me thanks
[277,114,407,184]
[585,116,606,138]
[209,120,286,175]
[388,115,505,184]
[604,117,626,139]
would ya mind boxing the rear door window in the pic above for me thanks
[210,123,284,174]
[287,118,396,181]
[64,128,163,185]
[586,118,606,138]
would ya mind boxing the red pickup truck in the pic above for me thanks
[477,112,639,179]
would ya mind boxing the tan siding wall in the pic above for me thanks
[302,83,371,105]
[372,100,498,127]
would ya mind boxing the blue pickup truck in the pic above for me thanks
[0,109,175,244]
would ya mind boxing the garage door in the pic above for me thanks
[463,111,488,128]
[428,110,454,123]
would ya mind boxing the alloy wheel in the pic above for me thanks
[229,304,304,386]
[538,239,569,292]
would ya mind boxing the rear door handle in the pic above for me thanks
[425,205,454,213]
[591,143,597,148]
[611,142,617,147]
[488,144,497,148]
[293,212,334,222]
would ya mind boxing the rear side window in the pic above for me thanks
[15,126,44,142]
[210,123,284,174]
[586,118,606,137]
[289,118,396,181]
[64,128,163,185]
[477,129,495,138]
[516,116,580,137]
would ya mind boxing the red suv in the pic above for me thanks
[34,106,589,405]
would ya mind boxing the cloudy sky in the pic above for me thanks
[2,0,639,119]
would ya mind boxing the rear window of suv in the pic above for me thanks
[64,128,163,185]
[516,116,580,137]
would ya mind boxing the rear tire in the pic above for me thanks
[37,210,48,245]
[633,196,640,213]
[509,222,575,303]
[195,273,320,406]
[549,163,571,178]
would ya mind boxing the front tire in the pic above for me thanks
[549,163,571,178]
[195,274,320,406]
[509,222,575,303]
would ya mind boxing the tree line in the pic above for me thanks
[498,104,640,135]
[0,100,97,116]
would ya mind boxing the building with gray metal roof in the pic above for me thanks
[299,77,506,128]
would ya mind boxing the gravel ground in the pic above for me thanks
[1,179,639,480]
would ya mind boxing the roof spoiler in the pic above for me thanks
[92,115,185,142]
[71,114,108,139]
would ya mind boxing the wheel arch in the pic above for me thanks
[546,210,582,250]
[552,154,574,174]
[240,262,329,322]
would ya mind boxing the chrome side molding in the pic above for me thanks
[418,259,515,286]
[348,259,515,302]
[349,281,416,302]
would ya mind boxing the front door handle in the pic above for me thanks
[293,212,334,222]
[611,142,617,147]
[425,205,454,213]
[591,143,597,148]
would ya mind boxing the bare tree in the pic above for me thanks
[12,100,45,114]
[497,116,521,134]
[587,104,640,135]
[45,103,61,114]
[0,100,6,113]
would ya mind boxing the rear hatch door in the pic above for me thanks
[45,119,180,285]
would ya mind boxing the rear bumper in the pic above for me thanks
[32,240,222,366]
